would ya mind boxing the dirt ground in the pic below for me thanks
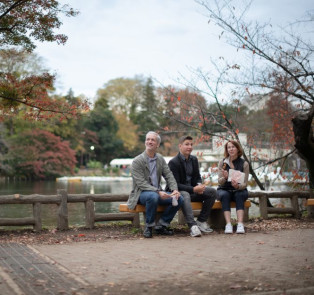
[1,217,314,295]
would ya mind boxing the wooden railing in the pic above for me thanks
[249,190,310,219]
[0,190,311,231]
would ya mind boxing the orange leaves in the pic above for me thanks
[0,72,89,121]
[235,129,239,134]
[177,96,181,102]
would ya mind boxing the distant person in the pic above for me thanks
[127,131,183,238]
[217,140,249,234]
[168,135,217,237]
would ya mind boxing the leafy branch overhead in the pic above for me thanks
[0,0,79,51]
[0,1,88,121]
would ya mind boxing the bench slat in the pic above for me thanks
[119,200,251,213]
[306,199,314,206]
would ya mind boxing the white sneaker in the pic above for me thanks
[225,223,233,234]
[236,223,245,234]
[190,225,202,237]
[196,220,213,233]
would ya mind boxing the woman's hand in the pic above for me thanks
[231,179,239,189]
[222,170,228,180]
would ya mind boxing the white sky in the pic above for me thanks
[34,0,313,100]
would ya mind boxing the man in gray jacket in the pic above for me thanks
[127,131,183,238]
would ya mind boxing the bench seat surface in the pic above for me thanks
[119,200,251,213]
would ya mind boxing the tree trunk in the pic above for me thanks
[292,104,314,195]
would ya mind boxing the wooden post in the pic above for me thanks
[132,213,140,227]
[308,205,314,218]
[57,189,69,230]
[291,195,300,218]
[259,194,268,219]
[244,206,249,222]
[85,198,95,229]
[178,211,186,225]
[208,210,226,229]
[33,202,42,231]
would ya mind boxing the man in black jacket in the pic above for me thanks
[168,135,217,237]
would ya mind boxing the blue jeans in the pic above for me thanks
[217,189,248,211]
[139,191,183,227]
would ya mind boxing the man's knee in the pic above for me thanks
[180,191,191,202]
[146,191,159,204]
[204,187,217,199]
[177,196,184,206]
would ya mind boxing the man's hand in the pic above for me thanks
[193,184,205,194]
[170,190,180,199]
[158,191,171,199]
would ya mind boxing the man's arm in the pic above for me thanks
[168,159,194,194]
[192,157,202,184]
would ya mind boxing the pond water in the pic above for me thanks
[0,178,299,229]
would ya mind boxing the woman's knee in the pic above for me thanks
[234,191,248,210]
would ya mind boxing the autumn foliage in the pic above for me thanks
[0,1,88,121]
[5,129,77,179]
[266,94,295,148]
[0,72,89,120]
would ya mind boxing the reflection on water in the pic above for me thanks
[0,179,133,229]
[0,179,298,229]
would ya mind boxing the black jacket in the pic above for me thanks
[167,153,202,194]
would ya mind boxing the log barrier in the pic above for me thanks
[0,190,311,231]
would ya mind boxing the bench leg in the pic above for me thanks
[178,211,186,225]
[208,210,226,229]
[132,213,140,228]
[244,207,249,222]
[308,205,314,218]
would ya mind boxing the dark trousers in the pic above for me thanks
[218,189,248,211]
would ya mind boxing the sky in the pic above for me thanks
[34,0,313,101]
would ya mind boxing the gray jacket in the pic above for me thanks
[127,151,178,209]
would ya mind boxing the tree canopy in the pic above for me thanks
[0,0,78,51]
[0,2,88,121]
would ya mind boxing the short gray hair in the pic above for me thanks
[146,131,161,145]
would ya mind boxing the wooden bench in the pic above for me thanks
[119,200,251,229]
[306,199,314,218]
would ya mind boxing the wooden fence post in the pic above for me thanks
[57,189,69,230]
[259,194,268,219]
[33,202,42,231]
[291,195,300,218]
[85,198,95,229]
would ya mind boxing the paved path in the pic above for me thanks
[0,229,314,294]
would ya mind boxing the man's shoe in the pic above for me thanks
[196,220,214,233]
[155,225,174,236]
[236,223,245,234]
[190,225,202,237]
[224,223,233,234]
[143,226,153,238]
